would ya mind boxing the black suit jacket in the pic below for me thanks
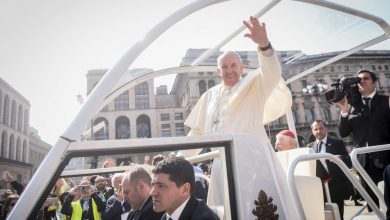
[105,194,131,220]
[307,137,353,201]
[128,196,164,220]
[161,196,219,220]
[339,94,390,169]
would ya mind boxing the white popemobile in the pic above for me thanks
[8,0,390,219]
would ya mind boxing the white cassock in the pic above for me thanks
[184,48,297,217]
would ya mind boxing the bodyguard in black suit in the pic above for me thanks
[151,157,219,220]
[335,70,390,211]
[160,196,218,220]
[307,120,352,220]
[127,196,163,220]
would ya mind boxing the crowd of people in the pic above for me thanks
[0,153,214,220]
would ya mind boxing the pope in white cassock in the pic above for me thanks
[183,16,297,217]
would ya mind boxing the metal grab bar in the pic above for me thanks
[186,150,220,164]
[287,153,385,220]
[350,144,390,212]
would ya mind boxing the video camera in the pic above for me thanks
[324,77,361,103]
[324,76,367,116]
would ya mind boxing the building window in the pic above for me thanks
[1,131,8,158]
[372,65,376,71]
[17,105,23,132]
[175,123,185,136]
[93,117,109,140]
[199,72,204,76]
[292,110,298,123]
[301,80,307,89]
[136,115,151,138]
[115,116,130,139]
[385,65,389,71]
[304,108,314,123]
[344,66,349,72]
[199,80,207,96]
[11,100,16,129]
[174,112,183,120]
[378,65,382,71]
[160,113,170,121]
[161,124,171,137]
[135,82,150,109]
[16,138,21,161]
[115,91,129,111]
[3,95,10,126]
[22,141,27,162]
[9,134,15,160]
[323,107,331,122]
[208,80,216,88]
[386,75,390,87]
[0,90,2,122]
[330,66,335,72]
[23,109,29,134]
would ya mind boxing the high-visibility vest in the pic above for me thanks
[70,199,100,220]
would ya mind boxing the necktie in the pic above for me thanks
[317,141,328,171]
[167,217,173,220]
[317,141,323,153]
[363,97,371,109]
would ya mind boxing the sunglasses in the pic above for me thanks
[9,202,16,207]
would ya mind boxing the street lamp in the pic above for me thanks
[302,81,328,97]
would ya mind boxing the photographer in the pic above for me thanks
[61,181,105,220]
[334,70,390,211]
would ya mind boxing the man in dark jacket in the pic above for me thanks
[335,70,390,211]
[151,157,219,220]
[307,120,352,220]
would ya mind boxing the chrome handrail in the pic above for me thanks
[350,144,390,211]
[287,153,385,220]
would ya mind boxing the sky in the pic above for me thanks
[1,0,390,145]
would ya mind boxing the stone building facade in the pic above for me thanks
[86,69,186,165]
[29,127,51,175]
[0,77,51,187]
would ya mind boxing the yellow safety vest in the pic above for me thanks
[70,199,100,220]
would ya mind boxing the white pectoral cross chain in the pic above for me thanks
[212,87,231,131]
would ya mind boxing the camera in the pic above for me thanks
[324,76,368,116]
[324,76,361,104]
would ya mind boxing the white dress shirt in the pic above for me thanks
[166,197,190,220]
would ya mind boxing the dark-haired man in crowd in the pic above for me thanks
[307,120,352,219]
[151,157,219,220]
[335,69,390,211]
